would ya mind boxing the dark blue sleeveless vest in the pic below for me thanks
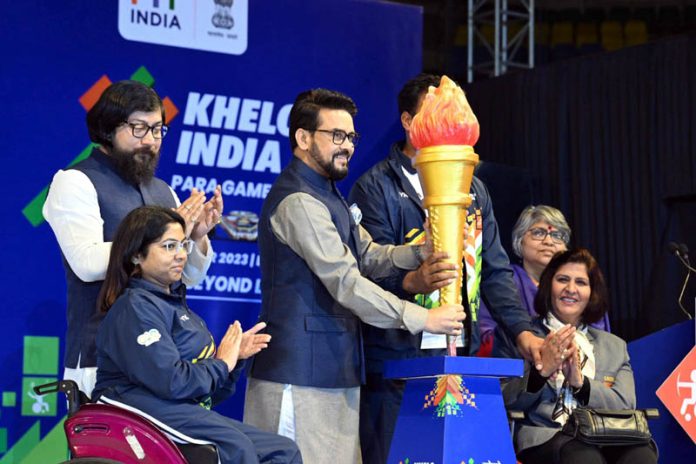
[62,148,176,368]
[249,157,364,388]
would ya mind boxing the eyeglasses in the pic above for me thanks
[312,129,360,146]
[527,227,569,245]
[160,239,194,255]
[123,121,169,139]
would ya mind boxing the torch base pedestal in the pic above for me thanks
[384,356,523,464]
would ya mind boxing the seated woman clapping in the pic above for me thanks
[92,206,302,464]
[494,248,656,464]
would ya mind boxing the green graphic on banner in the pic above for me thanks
[0,335,68,461]
[0,418,68,463]
[23,337,59,376]
[0,421,39,464]
[22,144,96,226]
[16,417,68,464]
[131,65,154,86]
[21,378,56,417]
[1,393,15,408]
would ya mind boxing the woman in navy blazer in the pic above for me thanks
[496,248,657,464]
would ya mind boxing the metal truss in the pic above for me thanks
[467,0,535,82]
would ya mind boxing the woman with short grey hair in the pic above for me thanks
[511,205,571,284]
[477,205,609,356]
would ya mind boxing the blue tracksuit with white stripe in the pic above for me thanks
[92,278,301,464]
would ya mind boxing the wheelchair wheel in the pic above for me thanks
[60,459,123,464]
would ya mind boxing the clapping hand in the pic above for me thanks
[175,185,224,242]
[538,325,576,377]
[239,322,272,359]
[175,188,207,238]
[215,321,243,372]
[562,342,584,389]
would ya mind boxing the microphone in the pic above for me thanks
[668,241,694,320]
[668,241,696,273]
[668,241,681,256]
[678,243,690,259]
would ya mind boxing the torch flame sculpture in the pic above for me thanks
[409,76,480,356]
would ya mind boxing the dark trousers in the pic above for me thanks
[359,374,406,464]
[518,432,657,464]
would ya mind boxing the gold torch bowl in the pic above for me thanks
[412,145,479,211]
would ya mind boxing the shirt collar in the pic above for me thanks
[392,141,417,175]
[290,156,333,191]
[544,311,588,335]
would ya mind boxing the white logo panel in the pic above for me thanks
[118,0,248,55]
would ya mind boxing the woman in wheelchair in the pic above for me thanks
[92,206,302,464]
[495,248,657,464]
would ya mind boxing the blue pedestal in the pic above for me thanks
[384,356,523,464]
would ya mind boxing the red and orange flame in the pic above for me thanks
[410,76,480,149]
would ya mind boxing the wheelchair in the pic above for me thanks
[34,381,219,464]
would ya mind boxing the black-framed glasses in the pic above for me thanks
[160,239,194,255]
[527,227,568,245]
[123,121,169,140]
[312,129,360,146]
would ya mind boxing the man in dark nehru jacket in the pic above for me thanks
[348,73,544,464]
[43,80,223,398]
[244,88,466,463]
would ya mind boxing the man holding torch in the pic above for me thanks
[244,88,466,464]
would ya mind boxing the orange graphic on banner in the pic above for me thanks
[656,345,696,443]
[162,96,179,124]
[79,75,113,111]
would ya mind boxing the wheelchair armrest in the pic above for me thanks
[33,380,90,417]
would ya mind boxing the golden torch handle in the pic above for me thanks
[428,203,467,356]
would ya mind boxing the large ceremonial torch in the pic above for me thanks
[409,76,480,356]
